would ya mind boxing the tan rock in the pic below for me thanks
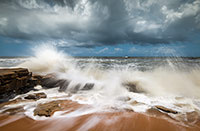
[33,100,83,117]
[34,101,62,117]
[24,92,47,100]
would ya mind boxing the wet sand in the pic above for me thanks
[1,107,200,131]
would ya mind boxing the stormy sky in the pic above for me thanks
[0,0,200,56]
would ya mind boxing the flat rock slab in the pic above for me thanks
[34,101,61,117]
[0,68,29,79]
[34,100,83,117]
[0,68,30,86]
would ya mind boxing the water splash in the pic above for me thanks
[16,45,200,119]
[20,44,74,74]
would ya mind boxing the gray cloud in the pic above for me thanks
[0,0,200,47]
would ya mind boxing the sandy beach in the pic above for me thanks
[1,100,200,131]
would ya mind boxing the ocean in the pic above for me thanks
[1,56,200,71]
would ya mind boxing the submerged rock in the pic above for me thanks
[40,74,71,92]
[0,98,24,108]
[123,82,145,93]
[69,84,81,93]
[81,83,94,90]
[40,74,58,88]
[29,73,95,93]
[186,111,200,123]
[2,107,24,115]
[58,79,70,92]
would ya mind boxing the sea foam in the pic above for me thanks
[15,45,200,119]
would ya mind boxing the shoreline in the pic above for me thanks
[1,68,200,131]
[1,108,200,131]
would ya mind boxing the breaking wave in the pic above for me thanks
[17,45,200,119]
[20,45,200,98]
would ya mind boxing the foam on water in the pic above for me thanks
[3,45,199,119]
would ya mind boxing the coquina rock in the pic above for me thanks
[0,68,95,102]
[24,92,47,100]
[0,68,70,102]
[34,101,62,117]
[0,68,40,102]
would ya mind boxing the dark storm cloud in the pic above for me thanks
[0,0,200,47]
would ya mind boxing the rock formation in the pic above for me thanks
[0,68,35,102]
[0,68,95,103]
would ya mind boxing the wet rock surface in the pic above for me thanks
[81,83,94,90]
[0,68,35,102]
[24,92,47,100]
[40,75,94,93]
[40,74,58,88]
[58,80,70,92]
[0,68,76,103]
[0,68,95,102]
[123,82,145,93]
[0,68,61,102]
[34,101,62,117]
[0,98,24,108]
[2,107,24,115]
[33,100,82,117]
[40,74,71,92]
